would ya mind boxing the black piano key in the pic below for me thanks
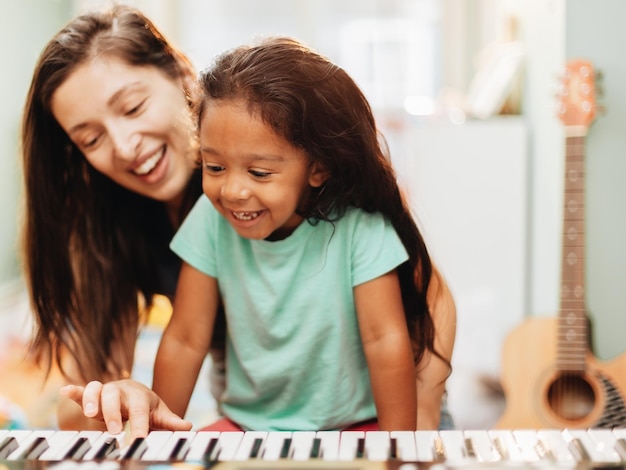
[568,437,590,462]
[615,438,626,460]
[122,437,148,460]
[280,438,292,459]
[202,438,219,462]
[464,437,476,458]
[94,437,120,459]
[0,437,19,459]
[249,438,263,458]
[20,436,49,460]
[389,438,398,460]
[309,438,321,458]
[356,437,365,459]
[63,437,91,460]
[169,437,191,461]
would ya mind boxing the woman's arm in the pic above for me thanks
[355,270,417,430]
[416,267,457,430]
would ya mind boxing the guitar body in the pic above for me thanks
[496,316,626,429]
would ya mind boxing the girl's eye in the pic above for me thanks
[82,134,102,149]
[203,163,224,173]
[250,169,271,178]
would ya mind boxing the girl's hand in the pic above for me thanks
[60,380,192,440]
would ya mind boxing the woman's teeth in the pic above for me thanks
[134,149,163,175]
[233,211,260,221]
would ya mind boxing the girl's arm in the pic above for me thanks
[354,269,417,430]
[416,267,457,430]
[152,262,219,418]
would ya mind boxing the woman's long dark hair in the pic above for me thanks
[21,4,201,382]
[197,37,449,371]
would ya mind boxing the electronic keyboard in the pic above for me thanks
[1,429,626,469]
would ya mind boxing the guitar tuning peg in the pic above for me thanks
[595,70,604,82]
[595,84,605,97]
[596,104,607,115]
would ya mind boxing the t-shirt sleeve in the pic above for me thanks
[350,210,409,287]
[170,195,218,277]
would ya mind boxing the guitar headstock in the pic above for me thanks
[557,59,599,136]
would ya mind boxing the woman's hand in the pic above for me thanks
[60,379,192,440]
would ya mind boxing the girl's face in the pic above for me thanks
[199,99,326,241]
[51,56,196,204]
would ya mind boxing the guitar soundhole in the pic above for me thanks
[547,373,595,421]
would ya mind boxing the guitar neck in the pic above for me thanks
[557,135,587,370]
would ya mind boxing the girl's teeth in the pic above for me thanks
[233,211,260,221]
[134,150,163,175]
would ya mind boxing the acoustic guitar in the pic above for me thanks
[495,59,626,429]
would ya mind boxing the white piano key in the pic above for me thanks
[232,431,266,460]
[488,429,524,462]
[390,431,417,461]
[38,431,79,461]
[511,429,541,462]
[215,431,244,461]
[364,431,390,461]
[290,431,316,460]
[155,431,195,461]
[415,430,438,461]
[536,429,575,463]
[588,428,622,462]
[316,431,340,461]
[82,431,126,460]
[262,431,291,460]
[8,429,55,460]
[569,429,620,463]
[464,429,500,462]
[337,430,364,460]
[52,430,103,460]
[134,430,172,460]
[186,431,221,461]
[439,430,468,462]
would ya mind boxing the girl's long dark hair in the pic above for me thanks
[197,37,448,371]
[21,4,201,382]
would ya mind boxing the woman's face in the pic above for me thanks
[51,56,197,204]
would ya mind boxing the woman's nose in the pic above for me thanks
[110,126,140,161]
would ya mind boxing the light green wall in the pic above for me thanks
[566,0,626,360]
[0,0,72,285]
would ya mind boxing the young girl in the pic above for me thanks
[66,36,454,435]
[20,4,228,431]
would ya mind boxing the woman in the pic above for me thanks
[21,4,205,430]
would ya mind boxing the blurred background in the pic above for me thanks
[0,0,625,431]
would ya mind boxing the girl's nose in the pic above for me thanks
[221,174,251,201]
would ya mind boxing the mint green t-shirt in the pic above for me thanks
[171,195,409,431]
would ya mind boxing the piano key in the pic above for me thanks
[364,431,390,461]
[156,431,196,461]
[488,429,522,461]
[536,429,574,463]
[262,431,291,460]
[290,431,316,460]
[511,429,541,462]
[214,431,244,460]
[121,437,148,460]
[8,430,55,460]
[390,431,417,461]
[315,430,340,460]
[232,431,266,460]
[60,437,91,460]
[567,429,621,464]
[415,430,438,461]
[464,429,500,462]
[0,436,20,460]
[83,432,124,461]
[37,431,79,460]
[439,430,468,462]
[337,431,364,460]
[587,428,621,463]
[611,428,626,461]
[185,431,220,461]
[138,430,173,460]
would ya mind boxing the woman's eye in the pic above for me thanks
[125,100,146,116]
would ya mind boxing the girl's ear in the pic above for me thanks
[309,162,329,188]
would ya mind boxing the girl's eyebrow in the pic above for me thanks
[200,148,286,163]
